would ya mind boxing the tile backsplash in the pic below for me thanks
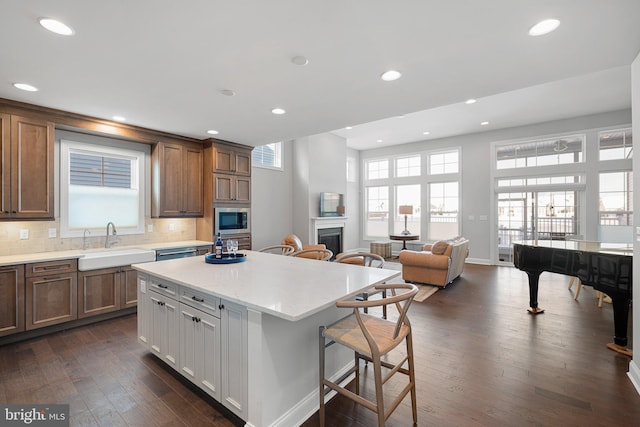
[0,217,198,256]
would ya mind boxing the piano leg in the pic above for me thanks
[605,296,632,357]
[525,271,545,314]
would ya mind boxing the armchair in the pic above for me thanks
[399,237,469,287]
[281,234,327,259]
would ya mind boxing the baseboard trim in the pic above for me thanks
[628,360,640,396]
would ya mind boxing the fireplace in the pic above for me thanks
[318,227,342,260]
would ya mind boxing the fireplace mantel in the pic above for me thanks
[309,216,347,244]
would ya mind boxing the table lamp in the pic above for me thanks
[399,205,413,235]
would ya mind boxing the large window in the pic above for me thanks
[394,184,421,235]
[599,172,633,226]
[60,140,145,237]
[496,135,584,169]
[367,159,389,180]
[252,142,282,169]
[599,128,632,160]
[396,155,420,177]
[365,186,389,237]
[429,182,459,240]
[429,150,458,174]
[363,148,460,241]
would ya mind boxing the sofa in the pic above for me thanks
[399,237,469,287]
[281,234,327,259]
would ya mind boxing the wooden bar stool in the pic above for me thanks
[335,252,387,319]
[319,283,418,426]
[257,244,295,255]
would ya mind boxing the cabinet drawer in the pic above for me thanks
[26,259,78,277]
[180,287,220,318]
[149,276,178,298]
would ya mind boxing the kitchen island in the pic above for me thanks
[132,250,400,427]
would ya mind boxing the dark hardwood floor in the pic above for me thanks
[1,264,639,426]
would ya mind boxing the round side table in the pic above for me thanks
[389,234,420,250]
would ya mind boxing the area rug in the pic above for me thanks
[414,285,438,302]
[382,262,438,302]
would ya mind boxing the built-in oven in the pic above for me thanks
[214,207,250,235]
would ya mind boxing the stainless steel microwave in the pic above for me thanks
[214,207,250,235]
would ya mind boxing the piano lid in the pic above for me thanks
[514,240,633,257]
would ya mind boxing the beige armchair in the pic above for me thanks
[281,234,327,259]
[399,237,469,287]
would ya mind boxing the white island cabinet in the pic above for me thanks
[133,251,399,427]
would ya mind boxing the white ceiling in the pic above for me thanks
[2,1,640,150]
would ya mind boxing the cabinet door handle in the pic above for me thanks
[11,211,16,214]
[192,296,204,302]
[218,304,224,310]
[158,284,168,289]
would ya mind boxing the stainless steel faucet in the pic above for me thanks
[83,229,91,250]
[105,222,117,248]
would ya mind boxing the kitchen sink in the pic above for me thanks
[78,248,156,271]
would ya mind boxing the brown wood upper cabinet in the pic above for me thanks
[213,173,251,203]
[213,144,251,176]
[0,264,25,337]
[151,141,204,217]
[0,114,54,220]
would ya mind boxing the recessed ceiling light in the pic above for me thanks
[271,108,286,115]
[528,19,560,36]
[423,131,430,135]
[39,18,75,36]
[13,83,38,92]
[465,99,477,105]
[291,56,309,66]
[377,139,383,143]
[207,130,219,135]
[395,115,405,119]
[380,70,401,81]
[220,89,236,97]
[112,116,126,122]
[345,126,353,130]
[480,121,489,126]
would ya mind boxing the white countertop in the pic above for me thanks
[0,240,213,267]
[132,250,400,321]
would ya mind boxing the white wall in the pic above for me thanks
[345,148,360,251]
[359,109,632,262]
[629,52,640,393]
[251,140,294,250]
[291,133,348,245]
[252,134,352,250]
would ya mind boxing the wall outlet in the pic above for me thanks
[48,228,57,238]
[19,229,29,240]
[168,223,175,231]
[147,224,153,233]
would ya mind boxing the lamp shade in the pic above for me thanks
[399,205,413,215]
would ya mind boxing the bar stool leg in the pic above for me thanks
[373,358,385,427]
[406,333,418,424]
[319,326,326,427]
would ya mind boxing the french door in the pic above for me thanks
[497,190,581,264]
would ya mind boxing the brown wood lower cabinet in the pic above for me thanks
[0,265,25,337]
[120,266,138,309]
[78,266,138,318]
[25,260,78,330]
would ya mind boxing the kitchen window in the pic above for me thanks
[60,140,145,237]
[252,141,282,169]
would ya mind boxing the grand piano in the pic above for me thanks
[513,240,633,356]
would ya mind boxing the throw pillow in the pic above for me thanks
[431,240,449,255]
